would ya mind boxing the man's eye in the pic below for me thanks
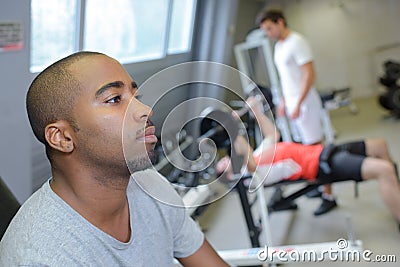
[106,96,121,103]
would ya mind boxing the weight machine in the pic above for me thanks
[166,106,363,266]
[378,60,400,117]
[175,31,363,265]
[160,29,363,266]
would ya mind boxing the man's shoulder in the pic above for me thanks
[2,182,59,236]
[129,169,184,208]
[0,182,65,264]
[288,31,308,43]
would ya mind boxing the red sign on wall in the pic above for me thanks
[0,22,23,52]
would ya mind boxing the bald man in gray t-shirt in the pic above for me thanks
[0,170,204,266]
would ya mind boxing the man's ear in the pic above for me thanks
[44,121,75,153]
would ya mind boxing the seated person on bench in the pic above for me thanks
[218,97,400,229]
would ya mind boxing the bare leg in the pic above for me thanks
[364,138,398,180]
[361,157,400,221]
[324,184,332,195]
[364,138,392,161]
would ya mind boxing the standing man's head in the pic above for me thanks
[256,9,289,41]
[26,51,157,178]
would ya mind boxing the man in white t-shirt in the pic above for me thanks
[257,9,322,145]
[256,10,336,215]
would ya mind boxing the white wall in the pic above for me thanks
[269,0,400,98]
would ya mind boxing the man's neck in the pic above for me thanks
[280,28,291,41]
[50,168,132,242]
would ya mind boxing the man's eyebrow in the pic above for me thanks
[95,81,124,98]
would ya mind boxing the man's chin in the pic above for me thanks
[126,151,156,174]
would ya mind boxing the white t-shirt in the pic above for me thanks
[274,31,315,108]
[274,31,324,144]
[0,169,204,267]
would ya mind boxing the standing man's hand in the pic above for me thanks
[290,104,301,119]
[276,101,286,117]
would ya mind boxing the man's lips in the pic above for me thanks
[136,126,158,143]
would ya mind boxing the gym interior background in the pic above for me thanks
[1,0,400,265]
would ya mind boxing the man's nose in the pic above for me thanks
[130,98,153,121]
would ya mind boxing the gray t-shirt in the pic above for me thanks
[0,169,204,266]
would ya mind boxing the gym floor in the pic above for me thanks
[197,96,400,266]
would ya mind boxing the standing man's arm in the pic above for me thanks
[290,61,315,119]
[177,239,230,267]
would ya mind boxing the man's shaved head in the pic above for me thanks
[26,51,103,144]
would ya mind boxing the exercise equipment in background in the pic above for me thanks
[378,60,400,117]
[168,107,363,266]
[0,176,21,239]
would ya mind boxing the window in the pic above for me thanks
[30,0,197,72]
[30,0,79,73]
[168,0,196,54]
